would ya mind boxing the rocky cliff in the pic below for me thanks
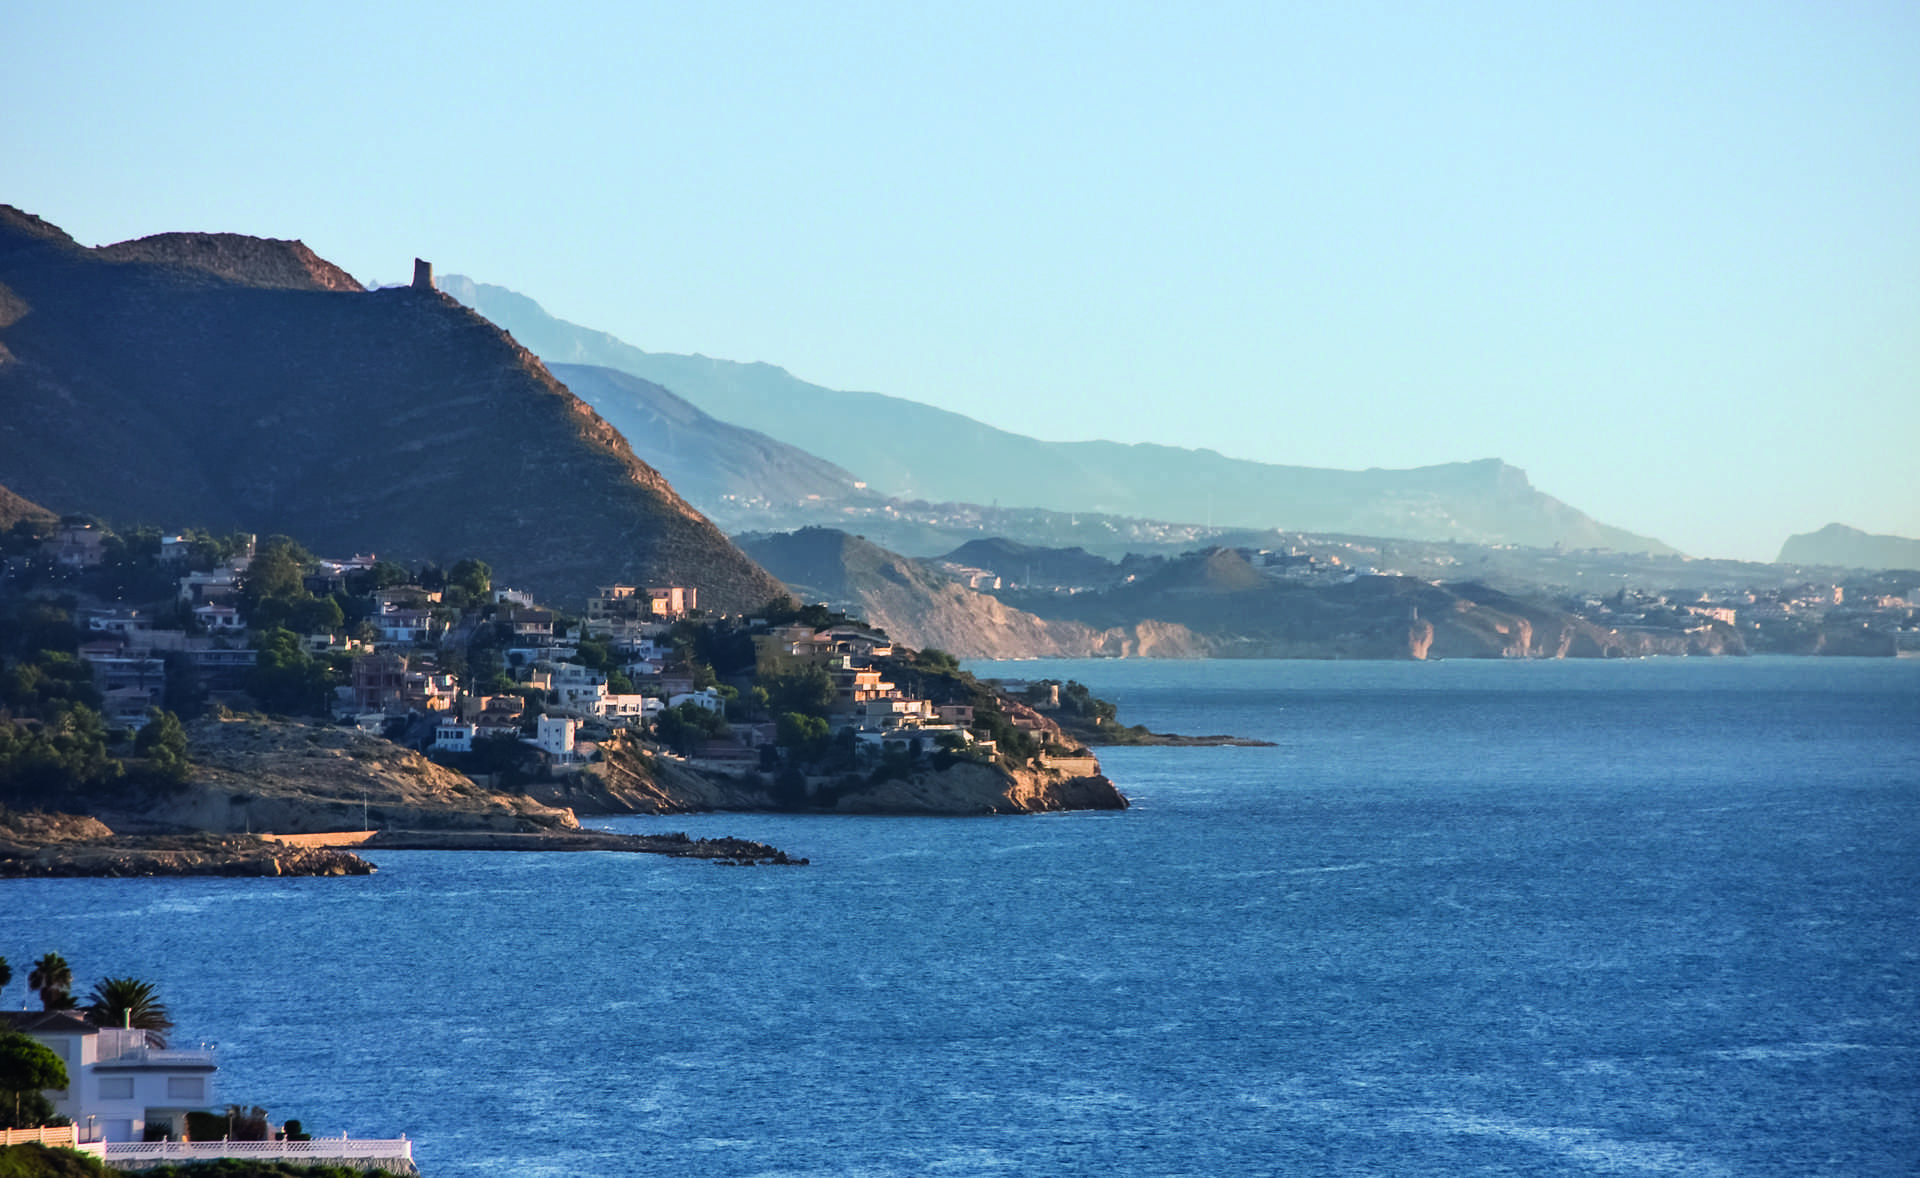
[825,761,1128,816]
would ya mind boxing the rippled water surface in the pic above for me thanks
[4,657,1917,1175]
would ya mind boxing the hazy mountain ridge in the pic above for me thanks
[1777,524,1920,572]
[0,207,786,612]
[441,276,1675,554]
[544,362,878,525]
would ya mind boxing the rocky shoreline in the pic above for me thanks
[0,831,377,878]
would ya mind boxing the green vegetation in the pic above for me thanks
[133,710,191,788]
[244,628,334,717]
[0,1032,67,1131]
[0,600,195,809]
[83,977,173,1047]
[760,663,833,718]
[25,955,72,1012]
[651,702,728,755]
[0,1143,97,1178]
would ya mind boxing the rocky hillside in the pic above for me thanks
[740,527,1206,658]
[442,275,1674,553]
[0,206,785,612]
[1777,523,1920,571]
[102,716,580,836]
[0,482,55,531]
[93,231,365,291]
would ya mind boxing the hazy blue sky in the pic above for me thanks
[7,1,1915,561]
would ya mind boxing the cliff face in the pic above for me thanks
[828,762,1128,816]
[0,206,786,612]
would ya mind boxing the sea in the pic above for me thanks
[3,656,1916,1177]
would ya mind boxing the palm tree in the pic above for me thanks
[25,953,72,1012]
[84,977,173,1048]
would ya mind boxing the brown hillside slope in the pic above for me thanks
[94,231,366,291]
[0,482,56,531]
[0,207,785,611]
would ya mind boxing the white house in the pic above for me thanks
[192,603,244,634]
[668,688,726,715]
[590,694,656,724]
[435,720,476,752]
[534,715,580,762]
[2,1011,214,1144]
[550,662,609,708]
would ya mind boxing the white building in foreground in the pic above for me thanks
[1,1011,213,1144]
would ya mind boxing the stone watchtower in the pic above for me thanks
[412,258,435,290]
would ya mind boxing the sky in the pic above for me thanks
[5,1,1916,561]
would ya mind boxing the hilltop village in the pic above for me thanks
[0,517,1128,850]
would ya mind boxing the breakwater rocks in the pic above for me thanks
[362,828,807,866]
[0,832,376,878]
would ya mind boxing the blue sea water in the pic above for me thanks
[3,657,1917,1176]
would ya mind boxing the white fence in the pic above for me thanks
[103,1137,413,1164]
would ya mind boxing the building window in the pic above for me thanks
[99,1077,134,1100]
[166,1077,205,1101]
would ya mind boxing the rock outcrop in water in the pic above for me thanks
[0,811,375,877]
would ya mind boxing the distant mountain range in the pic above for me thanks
[440,276,1676,554]
[740,526,1742,660]
[0,208,785,612]
[543,363,880,527]
[1777,524,1920,571]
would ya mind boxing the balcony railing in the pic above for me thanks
[93,1046,217,1068]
